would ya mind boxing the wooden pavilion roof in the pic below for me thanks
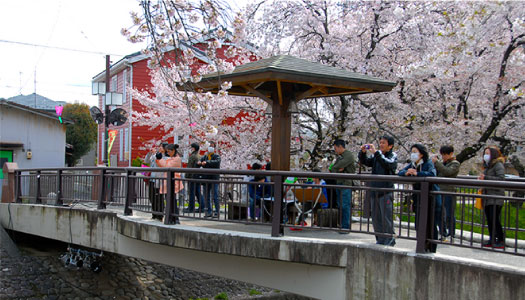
[179,55,396,104]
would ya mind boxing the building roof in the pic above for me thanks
[7,93,67,111]
[91,41,212,82]
[181,55,397,100]
[0,100,74,125]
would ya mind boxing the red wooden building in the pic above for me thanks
[92,41,256,167]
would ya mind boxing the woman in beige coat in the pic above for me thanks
[156,144,183,222]
[478,146,505,248]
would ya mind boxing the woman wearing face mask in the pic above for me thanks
[156,144,184,224]
[478,146,506,249]
[399,143,440,252]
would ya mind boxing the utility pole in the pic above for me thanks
[104,55,110,166]
[34,68,37,108]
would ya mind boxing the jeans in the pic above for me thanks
[188,181,203,211]
[336,186,352,229]
[249,197,258,219]
[370,191,394,245]
[204,182,219,214]
[434,195,443,237]
[443,195,456,237]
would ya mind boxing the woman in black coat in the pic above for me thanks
[478,146,506,249]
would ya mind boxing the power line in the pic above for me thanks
[0,39,126,57]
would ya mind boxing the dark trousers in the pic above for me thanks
[370,191,394,245]
[443,195,456,237]
[148,181,163,219]
[188,181,203,211]
[484,205,504,243]
[413,194,439,252]
[204,182,219,214]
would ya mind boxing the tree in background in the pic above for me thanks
[122,0,272,169]
[122,1,524,171]
[63,103,97,166]
[244,1,524,171]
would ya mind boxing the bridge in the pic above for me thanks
[1,166,524,299]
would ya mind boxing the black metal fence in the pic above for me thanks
[13,167,525,256]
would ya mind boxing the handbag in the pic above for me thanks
[474,189,483,210]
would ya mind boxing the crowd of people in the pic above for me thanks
[145,140,221,222]
[357,137,506,251]
[142,136,508,251]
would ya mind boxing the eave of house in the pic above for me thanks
[0,100,74,125]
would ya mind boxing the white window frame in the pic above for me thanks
[124,128,130,160]
[119,129,124,161]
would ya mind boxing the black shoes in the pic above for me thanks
[482,240,505,249]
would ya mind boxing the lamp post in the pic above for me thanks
[105,55,110,166]
[91,55,124,166]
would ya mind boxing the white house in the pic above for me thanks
[0,100,72,196]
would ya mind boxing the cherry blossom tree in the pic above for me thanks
[244,1,525,171]
[121,0,272,169]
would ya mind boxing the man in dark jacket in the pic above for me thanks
[359,135,398,246]
[432,145,460,239]
[197,141,221,218]
[330,139,356,231]
[184,142,203,213]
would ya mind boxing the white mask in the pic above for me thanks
[208,147,215,153]
[410,152,420,163]
[483,154,491,164]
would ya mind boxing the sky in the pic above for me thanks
[0,0,245,107]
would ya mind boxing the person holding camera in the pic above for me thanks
[359,135,398,246]
[145,142,168,220]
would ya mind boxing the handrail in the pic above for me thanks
[11,167,525,256]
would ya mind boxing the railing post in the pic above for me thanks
[109,171,115,203]
[416,181,431,253]
[271,174,284,237]
[15,170,21,203]
[97,169,107,209]
[164,170,175,225]
[124,169,134,216]
[35,170,42,204]
[55,169,63,206]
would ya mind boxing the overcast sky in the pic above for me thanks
[0,0,245,107]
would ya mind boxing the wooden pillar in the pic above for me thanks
[270,82,292,171]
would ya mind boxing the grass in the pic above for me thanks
[396,202,525,240]
[214,292,228,300]
[456,203,525,240]
[249,289,262,296]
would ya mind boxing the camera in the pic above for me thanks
[365,145,370,150]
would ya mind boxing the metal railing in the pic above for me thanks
[12,167,525,255]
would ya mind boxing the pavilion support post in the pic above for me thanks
[270,95,291,171]
[270,84,293,236]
